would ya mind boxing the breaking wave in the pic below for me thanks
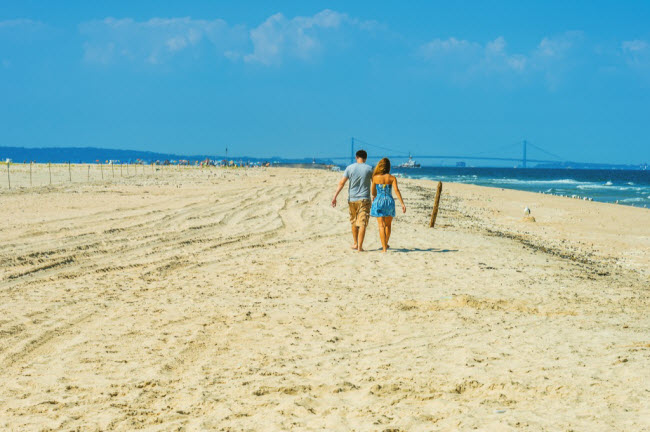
[395,167,650,208]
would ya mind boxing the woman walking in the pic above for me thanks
[370,158,406,252]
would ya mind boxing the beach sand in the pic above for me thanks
[0,166,648,431]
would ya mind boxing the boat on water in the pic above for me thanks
[398,155,421,168]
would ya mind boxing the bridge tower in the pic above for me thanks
[522,140,527,168]
[350,137,355,164]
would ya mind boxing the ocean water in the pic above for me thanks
[391,167,650,208]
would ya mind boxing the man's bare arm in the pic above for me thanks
[371,177,377,202]
[332,177,348,207]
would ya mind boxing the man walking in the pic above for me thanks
[332,150,373,252]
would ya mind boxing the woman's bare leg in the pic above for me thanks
[377,218,388,252]
[384,216,393,248]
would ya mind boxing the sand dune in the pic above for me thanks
[0,167,648,431]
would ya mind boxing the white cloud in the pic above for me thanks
[0,19,43,29]
[535,31,583,58]
[621,39,650,72]
[485,36,506,55]
[79,17,247,65]
[622,39,648,53]
[531,32,583,88]
[418,35,528,77]
[418,37,480,57]
[244,9,368,65]
[79,10,374,66]
[482,36,527,72]
[418,32,584,86]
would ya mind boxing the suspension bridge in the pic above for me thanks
[326,137,567,167]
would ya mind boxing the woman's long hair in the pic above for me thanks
[373,158,391,176]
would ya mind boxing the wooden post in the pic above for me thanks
[429,181,443,228]
[48,162,52,185]
[29,162,33,187]
[111,163,114,178]
[87,165,90,181]
[126,163,129,176]
[101,163,104,180]
[6,162,10,189]
[68,161,72,182]
[120,163,123,177]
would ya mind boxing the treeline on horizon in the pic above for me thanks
[0,146,645,170]
[0,146,334,165]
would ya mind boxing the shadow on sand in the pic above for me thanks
[386,248,459,253]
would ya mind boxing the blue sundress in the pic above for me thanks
[370,183,396,217]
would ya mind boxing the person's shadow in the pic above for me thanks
[384,248,459,253]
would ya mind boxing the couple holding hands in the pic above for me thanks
[332,150,406,252]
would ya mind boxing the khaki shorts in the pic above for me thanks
[348,200,371,228]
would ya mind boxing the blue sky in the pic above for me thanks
[1,0,649,165]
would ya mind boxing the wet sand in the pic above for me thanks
[0,166,648,431]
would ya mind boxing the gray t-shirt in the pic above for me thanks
[343,162,373,202]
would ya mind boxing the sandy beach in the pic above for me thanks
[0,166,648,431]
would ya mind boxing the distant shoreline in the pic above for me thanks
[2,145,646,170]
[1,162,648,209]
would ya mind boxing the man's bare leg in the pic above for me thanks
[357,225,367,252]
[351,225,359,249]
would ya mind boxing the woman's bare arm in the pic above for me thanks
[392,176,406,213]
[371,177,377,201]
